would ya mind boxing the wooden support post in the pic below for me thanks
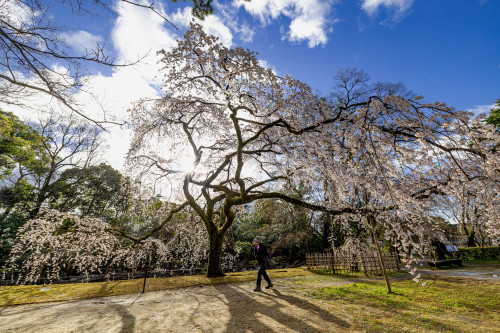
[142,267,149,294]
[367,215,392,294]
[331,251,336,274]
[360,254,368,277]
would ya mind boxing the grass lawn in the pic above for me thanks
[0,267,313,306]
[1,266,498,332]
[301,275,500,332]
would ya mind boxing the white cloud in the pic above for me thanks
[234,0,336,48]
[467,103,495,119]
[236,22,256,43]
[210,2,256,43]
[257,59,278,75]
[361,0,415,18]
[169,7,233,47]
[63,31,104,54]
[1,0,32,28]
[112,0,178,65]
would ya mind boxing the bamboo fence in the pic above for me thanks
[306,252,400,276]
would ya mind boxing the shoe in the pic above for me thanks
[265,284,273,289]
[253,286,262,292]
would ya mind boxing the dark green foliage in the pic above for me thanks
[485,99,500,130]
[0,111,47,180]
[232,197,324,261]
[235,241,254,261]
[0,213,29,265]
[178,0,213,19]
[457,246,500,261]
[54,217,79,236]
[48,163,122,217]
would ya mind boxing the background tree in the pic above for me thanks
[232,191,323,263]
[0,110,45,181]
[486,99,500,129]
[48,163,122,217]
[0,113,105,218]
[0,111,47,223]
[1,0,218,124]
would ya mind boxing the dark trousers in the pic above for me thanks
[257,264,271,287]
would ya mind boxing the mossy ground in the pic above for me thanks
[1,266,499,332]
[295,275,499,332]
[0,267,312,306]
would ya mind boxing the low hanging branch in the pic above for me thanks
[125,23,500,278]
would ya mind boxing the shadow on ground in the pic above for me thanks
[214,284,350,332]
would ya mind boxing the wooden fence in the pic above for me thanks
[306,252,400,276]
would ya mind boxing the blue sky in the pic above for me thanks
[12,0,500,169]
[53,0,499,111]
[255,0,500,109]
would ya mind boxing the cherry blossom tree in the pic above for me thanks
[124,24,499,279]
[6,201,210,284]
[127,24,371,276]
[6,25,497,290]
[435,116,499,246]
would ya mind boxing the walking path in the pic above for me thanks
[0,277,355,333]
[417,261,500,281]
[1,262,498,332]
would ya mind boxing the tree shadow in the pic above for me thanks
[0,295,137,333]
[110,303,136,333]
[214,284,350,332]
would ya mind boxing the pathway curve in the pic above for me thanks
[1,263,498,332]
[416,261,500,281]
[0,277,356,333]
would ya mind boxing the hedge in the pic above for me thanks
[457,246,500,261]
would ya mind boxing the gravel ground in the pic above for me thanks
[1,263,498,333]
[0,276,358,333]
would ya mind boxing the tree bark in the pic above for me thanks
[206,229,225,277]
[462,223,476,247]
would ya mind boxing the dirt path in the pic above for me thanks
[1,263,498,333]
[0,277,357,333]
[417,262,500,281]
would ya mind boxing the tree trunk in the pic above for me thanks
[206,230,225,277]
[462,223,476,247]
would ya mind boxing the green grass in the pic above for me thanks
[461,259,500,264]
[2,266,499,332]
[0,267,313,306]
[305,277,500,332]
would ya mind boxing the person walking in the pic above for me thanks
[253,236,273,291]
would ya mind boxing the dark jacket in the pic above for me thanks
[254,243,271,266]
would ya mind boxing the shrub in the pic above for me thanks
[235,241,254,262]
[457,246,500,261]
[0,213,29,266]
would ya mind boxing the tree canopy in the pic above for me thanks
[0,111,45,180]
[125,23,500,277]
[3,23,498,283]
[486,99,500,130]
